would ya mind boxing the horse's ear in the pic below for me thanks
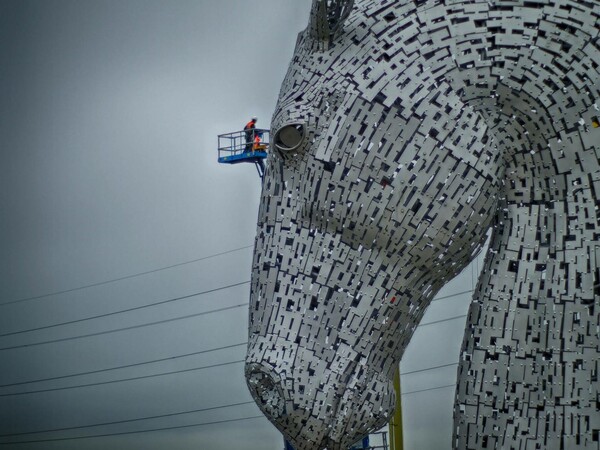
[308,0,354,50]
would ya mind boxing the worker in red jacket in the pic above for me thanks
[244,117,257,152]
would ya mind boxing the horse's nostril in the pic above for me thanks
[246,365,286,419]
[274,123,305,151]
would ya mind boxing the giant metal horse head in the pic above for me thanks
[244,1,599,449]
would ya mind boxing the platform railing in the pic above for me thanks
[217,128,270,160]
[284,431,389,450]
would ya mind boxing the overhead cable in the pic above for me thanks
[419,314,467,328]
[1,283,468,341]
[1,346,455,389]
[401,383,456,396]
[0,309,466,353]
[0,342,247,388]
[2,284,468,338]
[0,415,265,445]
[0,360,245,397]
[0,304,247,352]
[0,309,467,353]
[0,384,460,444]
[2,244,474,310]
[431,289,473,302]
[1,245,254,307]
[400,362,458,376]
[0,280,251,337]
[0,401,256,437]
[2,356,461,397]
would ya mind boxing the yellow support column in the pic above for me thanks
[388,367,404,450]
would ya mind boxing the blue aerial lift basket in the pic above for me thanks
[218,128,269,179]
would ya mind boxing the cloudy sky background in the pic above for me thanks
[0,1,485,449]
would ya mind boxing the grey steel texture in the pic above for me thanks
[244,1,600,449]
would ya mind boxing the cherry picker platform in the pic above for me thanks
[218,129,269,179]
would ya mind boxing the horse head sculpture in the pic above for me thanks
[245,1,599,449]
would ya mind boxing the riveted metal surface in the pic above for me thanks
[245,1,600,449]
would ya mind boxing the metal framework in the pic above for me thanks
[244,0,600,449]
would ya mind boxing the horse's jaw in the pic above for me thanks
[245,335,395,450]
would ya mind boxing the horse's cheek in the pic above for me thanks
[387,170,498,267]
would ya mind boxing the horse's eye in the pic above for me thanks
[274,124,305,152]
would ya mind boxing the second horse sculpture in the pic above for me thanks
[245,0,599,448]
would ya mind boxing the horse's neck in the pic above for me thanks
[423,0,600,296]
[482,106,598,308]
[491,184,597,287]
[431,0,600,204]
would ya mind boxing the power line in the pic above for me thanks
[0,400,256,437]
[1,245,254,307]
[0,358,462,441]
[431,289,473,302]
[0,360,463,398]
[0,342,247,388]
[0,303,247,352]
[2,246,473,310]
[400,362,458,376]
[0,383,460,445]
[419,314,467,328]
[0,308,467,353]
[0,415,265,445]
[402,383,456,396]
[1,343,457,391]
[0,280,251,337]
[1,282,467,339]
[0,237,477,312]
[1,351,464,397]
[0,360,246,397]
[0,385,462,445]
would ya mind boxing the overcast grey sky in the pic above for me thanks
[0,1,484,449]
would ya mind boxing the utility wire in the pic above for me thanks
[0,360,245,397]
[419,314,467,328]
[1,357,460,397]
[0,360,462,443]
[1,283,469,338]
[0,384,461,444]
[0,342,247,388]
[1,245,254,307]
[1,350,463,397]
[400,362,458,376]
[0,344,456,391]
[0,415,265,445]
[0,303,247,352]
[0,401,256,437]
[431,289,473,302]
[0,280,251,337]
[0,309,466,352]
[402,383,456,396]
[2,246,474,310]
